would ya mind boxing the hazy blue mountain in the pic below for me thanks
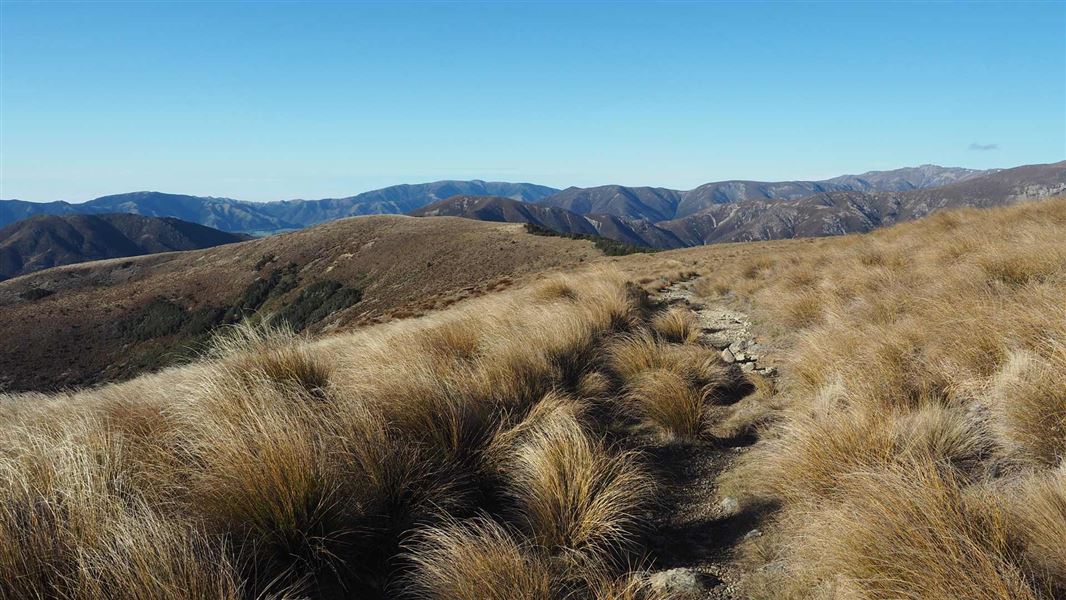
[1,181,559,233]
[84,192,295,233]
[0,213,248,280]
[0,200,84,225]
[262,181,558,227]
[415,162,1064,248]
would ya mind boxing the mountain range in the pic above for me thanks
[412,162,1066,248]
[535,165,994,221]
[0,181,559,234]
[3,162,1063,253]
[0,214,248,281]
[1,165,1000,234]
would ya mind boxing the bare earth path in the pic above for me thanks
[642,280,772,599]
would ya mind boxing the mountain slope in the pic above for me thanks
[823,164,993,192]
[535,185,683,222]
[0,215,603,391]
[412,195,687,248]
[427,163,1065,247]
[0,213,248,281]
[660,161,1066,244]
[0,199,83,225]
[535,165,994,221]
[413,195,601,235]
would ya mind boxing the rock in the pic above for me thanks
[741,362,755,373]
[648,568,722,597]
[756,366,777,377]
[744,528,763,540]
[718,496,740,516]
[720,348,735,363]
[733,352,747,362]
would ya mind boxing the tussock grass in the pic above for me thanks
[791,464,1042,600]
[988,346,1066,467]
[624,368,708,440]
[650,307,699,344]
[0,268,709,598]
[404,518,554,600]
[708,198,1066,599]
[608,331,738,440]
[1012,465,1066,588]
[501,410,653,568]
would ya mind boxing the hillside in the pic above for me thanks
[0,215,601,391]
[535,185,684,222]
[411,195,687,249]
[664,196,1066,599]
[0,213,247,281]
[534,165,991,221]
[412,195,602,236]
[0,181,559,233]
[661,161,1066,244]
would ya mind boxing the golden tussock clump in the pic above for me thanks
[650,306,699,344]
[986,346,1066,467]
[404,518,555,600]
[607,330,738,440]
[501,409,654,568]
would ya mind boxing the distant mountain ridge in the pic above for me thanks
[0,213,248,281]
[537,165,995,221]
[659,161,1066,245]
[415,162,1066,248]
[1,166,995,234]
[412,195,687,249]
[0,181,560,233]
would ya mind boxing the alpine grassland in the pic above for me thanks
[0,269,742,599]
[700,198,1066,599]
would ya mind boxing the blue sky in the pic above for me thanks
[1,1,1063,202]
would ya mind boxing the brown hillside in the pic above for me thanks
[0,215,600,391]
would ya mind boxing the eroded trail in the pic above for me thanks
[642,280,772,599]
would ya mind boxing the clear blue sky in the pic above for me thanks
[1,1,1063,202]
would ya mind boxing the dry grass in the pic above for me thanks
[0,268,713,598]
[703,198,1066,599]
[1011,465,1066,587]
[625,369,708,440]
[651,307,699,344]
[404,518,554,600]
[987,346,1066,466]
[608,330,738,440]
[502,410,653,568]
[790,464,1042,600]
